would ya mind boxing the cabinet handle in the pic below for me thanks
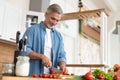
[10,38,16,41]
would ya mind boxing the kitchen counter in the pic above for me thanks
[0,38,16,46]
[2,76,66,80]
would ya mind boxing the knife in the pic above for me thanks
[16,31,20,50]
[19,39,23,51]
[50,66,61,72]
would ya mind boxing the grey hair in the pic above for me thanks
[46,4,63,15]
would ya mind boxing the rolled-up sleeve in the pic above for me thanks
[57,34,67,63]
[22,27,34,56]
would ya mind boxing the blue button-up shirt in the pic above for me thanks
[22,22,66,76]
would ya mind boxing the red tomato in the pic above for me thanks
[98,73,104,79]
[39,74,43,78]
[51,71,56,74]
[45,74,49,78]
[63,71,68,75]
[52,74,57,78]
[49,74,53,78]
[84,71,94,80]
[114,75,120,80]
[32,73,37,77]
[54,71,59,74]
[42,74,45,78]
[42,74,46,78]
[43,74,49,78]
[59,71,63,74]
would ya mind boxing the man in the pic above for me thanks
[22,4,68,76]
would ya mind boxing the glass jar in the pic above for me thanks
[15,56,30,76]
[2,62,14,76]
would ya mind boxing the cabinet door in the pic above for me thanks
[2,3,22,42]
[0,3,5,38]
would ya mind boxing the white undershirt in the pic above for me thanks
[44,28,52,73]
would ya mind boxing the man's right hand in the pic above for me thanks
[29,51,52,68]
[41,54,52,68]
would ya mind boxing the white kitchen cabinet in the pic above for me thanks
[0,2,6,38]
[0,2,23,42]
[25,11,44,28]
[19,11,45,39]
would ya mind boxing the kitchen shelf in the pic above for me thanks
[66,64,109,68]
[82,25,100,42]
[60,8,109,42]
[61,8,109,21]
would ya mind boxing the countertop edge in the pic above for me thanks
[0,39,16,46]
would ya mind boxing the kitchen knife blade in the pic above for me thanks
[50,66,61,72]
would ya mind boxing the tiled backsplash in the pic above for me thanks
[80,36,100,64]
[75,36,101,75]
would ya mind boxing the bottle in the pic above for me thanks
[15,56,30,76]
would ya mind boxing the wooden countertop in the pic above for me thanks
[2,76,63,80]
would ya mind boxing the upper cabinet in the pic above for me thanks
[25,11,44,28]
[29,0,50,12]
[0,2,23,43]
[0,0,45,44]
[0,3,5,38]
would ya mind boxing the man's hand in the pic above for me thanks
[41,55,52,68]
[29,51,52,68]
[59,61,68,73]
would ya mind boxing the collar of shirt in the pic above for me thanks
[40,21,55,32]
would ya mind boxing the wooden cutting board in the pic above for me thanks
[2,76,64,80]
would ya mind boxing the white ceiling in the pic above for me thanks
[91,0,120,12]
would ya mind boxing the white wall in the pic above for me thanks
[50,0,79,13]
[108,11,120,67]
[82,0,98,10]
[108,11,120,32]
[109,34,120,66]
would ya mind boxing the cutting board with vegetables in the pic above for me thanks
[2,68,115,80]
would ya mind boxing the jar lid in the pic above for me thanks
[17,56,30,61]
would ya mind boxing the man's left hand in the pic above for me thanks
[59,61,68,73]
